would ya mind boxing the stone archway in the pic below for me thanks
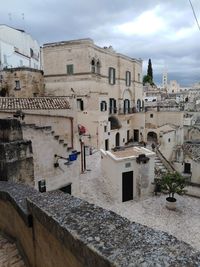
[108,116,122,130]
[147,131,157,142]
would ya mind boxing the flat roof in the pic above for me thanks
[102,146,155,161]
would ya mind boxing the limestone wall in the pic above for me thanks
[0,68,44,97]
[0,181,200,267]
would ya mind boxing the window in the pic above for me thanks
[96,60,101,74]
[168,138,171,142]
[100,101,107,111]
[67,64,74,75]
[108,67,116,85]
[150,114,153,118]
[15,80,21,90]
[109,98,117,114]
[77,99,84,111]
[104,126,107,132]
[91,59,95,73]
[30,48,34,57]
[127,120,130,124]
[126,71,131,86]
[91,59,101,74]
[124,99,130,114]
[138,73,141,82]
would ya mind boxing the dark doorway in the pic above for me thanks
[184,163,191,174]
[60,183,72,194]
[122,171,133,202]
[116,132,120,147]
[127,130,130,142]
[133,129,139,142]
[147,131,157,142]
[105,139,109,151]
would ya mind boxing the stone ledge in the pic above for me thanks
[0,182,200,266]
[0,181,39,226]
[28,190,200,267]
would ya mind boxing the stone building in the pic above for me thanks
[0,97,81,193]
[101,146,155,202]
[0,24,40,69]
[42,38,144,150]
[0,67,44,97]
[167,80,180,94]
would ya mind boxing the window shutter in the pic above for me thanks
[109,68,111,84]
[113,69,116,84]
[105,101,107,111]
[100,101,103,111]
[114,99,117,113]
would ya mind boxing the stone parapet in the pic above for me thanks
[0,181,200,267]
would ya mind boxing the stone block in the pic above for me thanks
[0,118,23,142]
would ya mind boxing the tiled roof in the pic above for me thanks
[0,97,70,110]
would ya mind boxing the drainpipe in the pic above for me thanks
[70,117,74,149]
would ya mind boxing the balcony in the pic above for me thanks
[118,107,137,115]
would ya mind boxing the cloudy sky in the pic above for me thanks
[1,0,200,86]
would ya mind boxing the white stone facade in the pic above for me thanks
[101,147,155,202]
[0,25,40,69]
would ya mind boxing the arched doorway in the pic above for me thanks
[137,99,141,111]
[147,131,157,142]
[116,132,120,147]
[123,99,130,114]
[108,116,121,130]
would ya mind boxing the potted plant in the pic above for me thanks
[160,172,187,210]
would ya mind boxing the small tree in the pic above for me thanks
[143,74,152,85]
[147,58,153,81]
[161,172,187,200]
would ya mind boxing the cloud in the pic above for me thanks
[0,0,199,86]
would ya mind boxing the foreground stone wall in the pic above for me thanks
[0,181,200,267]
[0,119,34,184]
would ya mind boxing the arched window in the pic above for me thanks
[124,99,130,114]
[115,132,120,147]
[137,99,141,111]
[97,60,101,74]
[91,59,95,73]
[125,71,131,86]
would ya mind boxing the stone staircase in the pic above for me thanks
[0,234,25,266]
[154,155,168,177]
[22,123,71,152]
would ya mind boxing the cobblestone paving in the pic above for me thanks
[78,151,200,251]
[0,235,25,267]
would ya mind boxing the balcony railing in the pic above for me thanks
[118,107,137,115]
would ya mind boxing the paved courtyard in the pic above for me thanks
[78,151,200,251]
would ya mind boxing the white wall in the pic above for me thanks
[101,149,155,202]
[0,25,40,69]
[23,125,80,194]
